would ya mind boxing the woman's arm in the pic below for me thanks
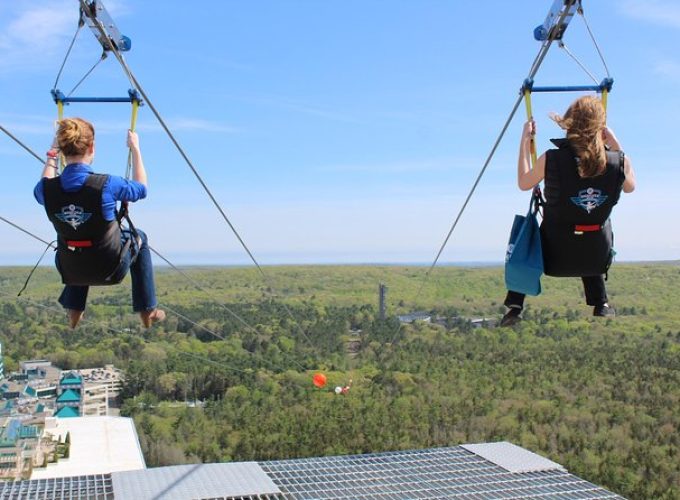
[517,120,545,191]
[127,130,148,187]
[40,136,59,179]
[622,156,635,193]
[604,126,635,193]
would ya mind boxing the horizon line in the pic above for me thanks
[1,259,678,269]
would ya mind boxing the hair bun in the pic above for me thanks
[56,117,95,157]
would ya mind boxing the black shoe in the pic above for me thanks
[593,304,615,317]
[500,307,522,327]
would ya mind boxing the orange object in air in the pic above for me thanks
[313,373,327,388]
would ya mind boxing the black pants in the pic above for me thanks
[504,275,608,309]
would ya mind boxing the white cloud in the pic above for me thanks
[319,157,478,174]
[620,0,680,29]
[4,2,73,49]
[0,1,132,73]
[654,58,680,82]
[160,118,239,134]
[0,1,75,71]
[0,114,238,137]
[99,117,239,134]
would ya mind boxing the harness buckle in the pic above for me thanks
[574,224,601,235]
[66,240,93,251]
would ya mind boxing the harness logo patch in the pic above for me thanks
[570,188,607,213]
[55,204,92,230]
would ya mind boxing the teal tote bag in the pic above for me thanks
[504,193,543,296]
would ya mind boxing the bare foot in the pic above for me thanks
[67,309,84,329]
[140,309,166,328]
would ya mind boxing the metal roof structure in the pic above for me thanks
[259,444,621,499]
[111,462,281,500]
[0,443,623,499]
[0,474,113,500]
[461,442,564,474]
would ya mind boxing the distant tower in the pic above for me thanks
[378,283,388,320]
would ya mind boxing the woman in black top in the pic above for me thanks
[501,95,636,326]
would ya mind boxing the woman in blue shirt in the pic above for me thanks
[35,117,165,328]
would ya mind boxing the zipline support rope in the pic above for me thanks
[0,125,43,163]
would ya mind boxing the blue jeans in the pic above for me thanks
[58,229,158,313]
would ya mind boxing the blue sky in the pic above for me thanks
[1,0,679,265]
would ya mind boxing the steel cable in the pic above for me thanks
[0,125,43,164]
[578,6,611,77]
[558,41,600,84]
[66,52,108,97]
[52,21,84,91]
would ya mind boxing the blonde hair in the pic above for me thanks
[56,117,95,157]
[551,95,606,178]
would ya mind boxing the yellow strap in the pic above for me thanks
[523,89,537,168]
[56,101,65,172]
[601,88,608,121]
[126,99,140,178]
[130,99,139,132]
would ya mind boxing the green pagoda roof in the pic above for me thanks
[56,389,81,403]
[55,406,79,418]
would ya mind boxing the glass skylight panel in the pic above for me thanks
[259,446,623,499]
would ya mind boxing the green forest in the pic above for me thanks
[1,263,679,499]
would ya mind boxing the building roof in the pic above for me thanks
[259,444,621,499]
[39,365,63,383]
[462,442,563,473]
[13,442,622,499]
[20,360,51,369]
[59,373,83,385]
[32,416,145,480]
[77,366,123,385]
[112,463,281,500]
[398,311,432,323]
[0,474,113,499]
[56,389,80,403]
[54,406,79,418]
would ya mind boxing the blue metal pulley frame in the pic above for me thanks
[81,0,132,52]
[534,0,580,41]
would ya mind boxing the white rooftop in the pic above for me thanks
[31,416,145,479]
[462,441,565,473]
[112,462,281,500]
[4,443,620,499]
